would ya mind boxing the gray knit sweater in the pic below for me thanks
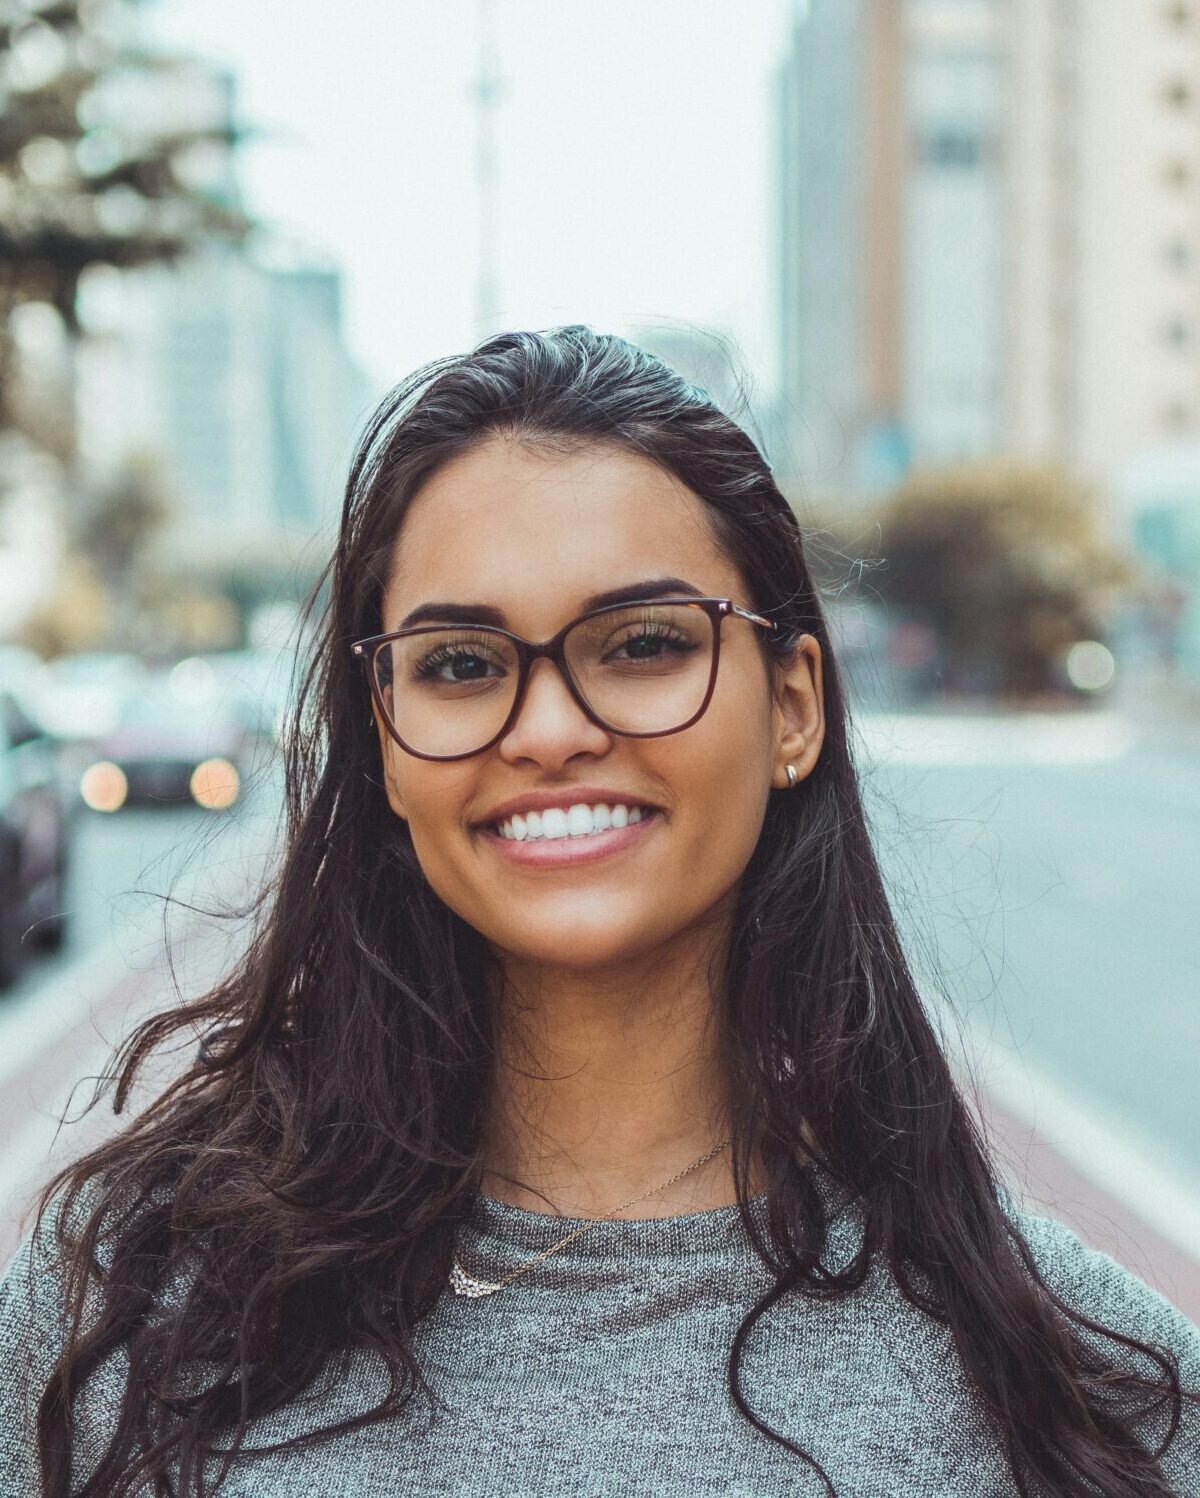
[2,1184,1199,1497]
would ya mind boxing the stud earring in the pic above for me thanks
[785,764,798,789]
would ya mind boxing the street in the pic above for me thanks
[0,761,282,1257]
[863,709,1199,1180]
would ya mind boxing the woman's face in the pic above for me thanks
[373,434,822,973]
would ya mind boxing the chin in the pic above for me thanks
[487,917,672,972]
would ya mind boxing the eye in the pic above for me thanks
[415,647,498,683]
[605,621,697,663]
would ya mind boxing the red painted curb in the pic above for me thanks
[981,1095,1200,1323]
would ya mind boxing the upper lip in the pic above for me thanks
[476,787,662,828]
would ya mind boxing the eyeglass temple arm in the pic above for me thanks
[725,602,777,633]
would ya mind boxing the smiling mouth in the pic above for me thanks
[483,802,660,843]
[477,807,663,866]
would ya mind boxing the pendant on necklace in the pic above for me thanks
[450,1257,505,1298]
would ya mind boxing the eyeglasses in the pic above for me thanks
[352,596,777,762]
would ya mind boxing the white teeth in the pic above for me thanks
[493,801,654,842]
[540,807,568,839]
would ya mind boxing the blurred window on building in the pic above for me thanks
[1163,317,1193,348]
[1162,401,1194,432]
[1162,77,1192,108]
[1164,1,1192,27]
[1163,159,1192,190]
[1164,238,1194,271]
[916,127,984,169]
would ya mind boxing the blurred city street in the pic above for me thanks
[864,678,1200,1319]
[0,754,281,1261]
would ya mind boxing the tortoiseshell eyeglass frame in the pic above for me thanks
[350,596,778,762]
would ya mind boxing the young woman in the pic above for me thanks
[2,325,1197,1497]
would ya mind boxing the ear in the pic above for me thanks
[770,633,825,789]
[371,702,408,821]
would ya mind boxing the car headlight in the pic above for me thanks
[190,757,240,810]
[80,760,128,813]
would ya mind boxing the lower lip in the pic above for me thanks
[477,811,661,867]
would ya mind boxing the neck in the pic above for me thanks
[479,927,763,1219]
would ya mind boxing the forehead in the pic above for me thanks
[383,436,742,630]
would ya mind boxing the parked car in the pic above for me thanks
[0,683,69,989]
[175,650,295,746]
[35,651,148,743]
[77,683,251,813]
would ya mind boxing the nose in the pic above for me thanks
[496,655,611,767]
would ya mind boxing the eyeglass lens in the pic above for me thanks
[372,602,715,757]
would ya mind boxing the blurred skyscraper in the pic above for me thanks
[1004,1,1200,675]
[1003,1,1200,479]
[776,0,1002,492]
[80,247,373,573]
[776,0,1200,491]
[777,0,907,493]
[904,0,1003,464]
[74,65,376,591]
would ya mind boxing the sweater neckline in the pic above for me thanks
[460,1188,773,1268]
[453,1169,866,1289]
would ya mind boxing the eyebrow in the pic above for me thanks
[395,577,706,631]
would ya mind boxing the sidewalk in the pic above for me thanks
[982,1092,1200,1322]
[1112,660,1200,756]
[854,657,1200,758]
[0,910,248,1263]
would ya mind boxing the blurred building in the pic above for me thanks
[73,58,377,590]
[777,0,1004,489]
[1113,443,1200,677]
[777,0,1200,485]
[1003,0,1200,677]
[79,246,374,576]
[904,0,1003,464]
[1003,1,1200,480]
[776,0,909,492]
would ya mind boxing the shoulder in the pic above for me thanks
[1014,1207,1200,1366]
[0,1183,135,1498]
[1,1193,78,1360]
[1012,1206,1200,1488]
[0,1203,75,1497]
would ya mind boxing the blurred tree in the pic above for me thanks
[79,447,167,591]
[21,451,243,655]
[857,461,1139,700]
[0,0,248,449]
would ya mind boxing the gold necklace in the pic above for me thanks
[450,1138,732,1298]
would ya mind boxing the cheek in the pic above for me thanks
[650,682,775,887]
[382,758,406,818]
[672,735,770,891]
[685,661,775,806]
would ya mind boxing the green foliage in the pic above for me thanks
[78,446,168,586]
[860,460,1138,697]
[0,0,248,422]
[0,0,254,649]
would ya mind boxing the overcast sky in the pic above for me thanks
[152,0,794,398]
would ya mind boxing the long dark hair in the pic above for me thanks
[32,326,1195,1496]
